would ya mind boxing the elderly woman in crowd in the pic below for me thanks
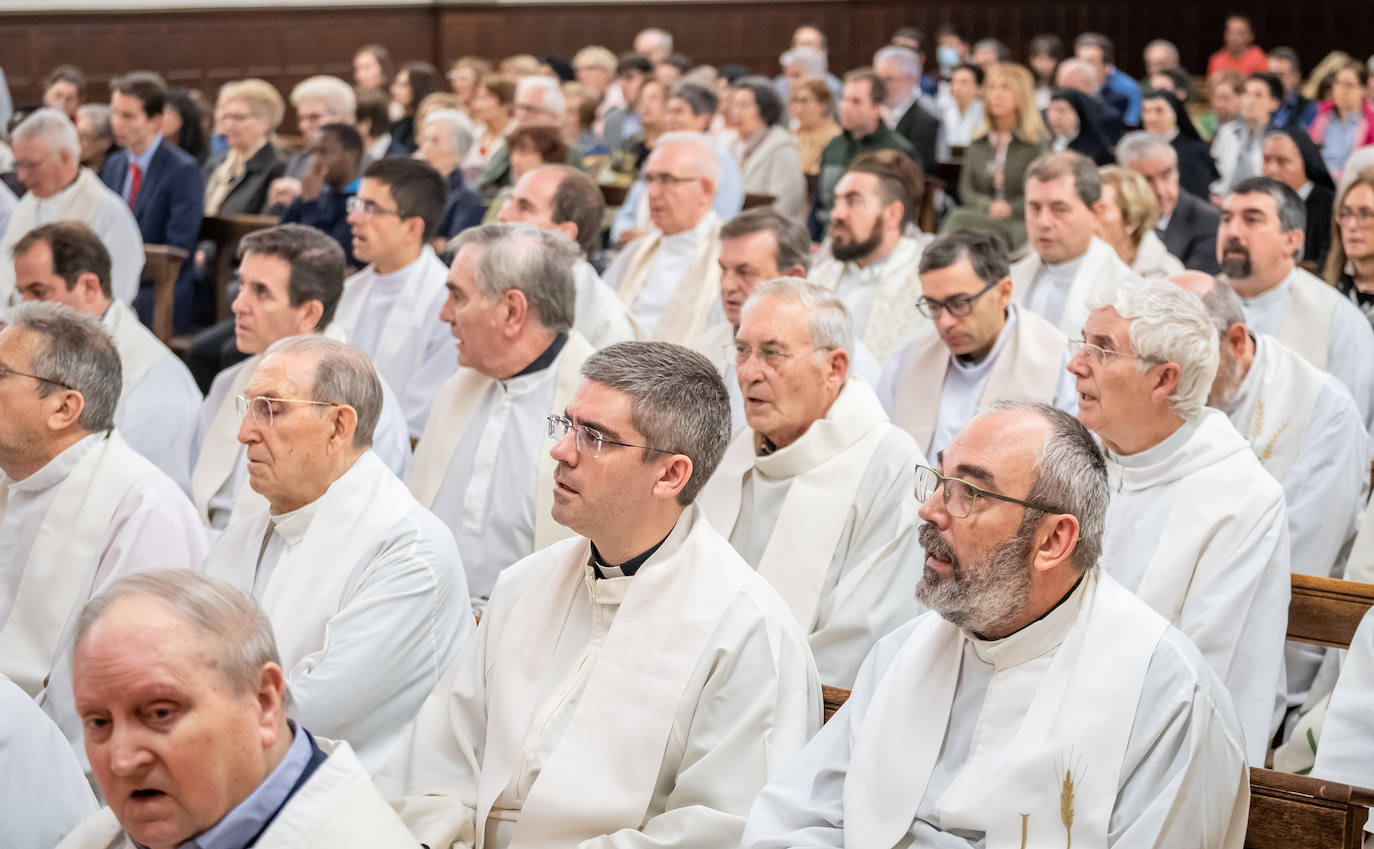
[75,103,115,173]
[447,55,491,109]
[460,74,516,184]
[1327,168,1374,326]
[730,75,807,225]
[1310,60,1374,181]
[562,81,609,160]
[483,124,569,224]
[790,75,839,178]
[415,108,484,249]
[1141,87,1219,199]
[942,63,1050,248]
[203,78,286,216]
[1096,165,1184,278]
[389,61,440,153]
[1045,88,1114,165]
[1262,125,1337,266]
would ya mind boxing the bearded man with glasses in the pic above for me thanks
[879,229,1078,459]
[1068,277,1289,766]
[202,333,471,776]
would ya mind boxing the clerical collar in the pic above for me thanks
[590,533,670,579]
[972,572,1085,643]
[509,332,568,379]
[952,305,1016,367]
[968,572,1089,667]
[1042,248,1087,280]
[1109,416,1200,468]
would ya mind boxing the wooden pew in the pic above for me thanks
[1287,573,1374,649]
[821,684,849,723]
[142,244,188,347]
[199,214,279,322]
[599,183,630,208]
[743,192,776,210]
[918,175,945,235]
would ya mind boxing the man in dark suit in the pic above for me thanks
[101,71,204,330]
[1118,131,1220,273]
[874,45,939,175]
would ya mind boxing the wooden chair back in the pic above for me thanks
[142,244,189,346]
[918,175,945,234]
[199,214,279,322]
[1246,767,1374,849]
[822,685,849,723]
[743,192,776,210]
[1287,574,1374,649]
[599,183,630,208]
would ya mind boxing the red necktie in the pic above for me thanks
[128,162,142,208]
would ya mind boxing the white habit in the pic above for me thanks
[1099,410,1290,765]
[809,236,931,363]
[0,674,97,849]
[202,450,473,773]
[603,211,723,344]
[741,570,1251,849]
[1311,606,1374,839]
[410,332,593,605]
[378,504,821,849]
[103,299,202,491]
[877,305,1078,459]
[0,168,144,310]
[1239,266,1374,433]
[699,377,927,687]
[573,259,639,348]
[332,246,458,437]
[187,338,413,530]
[1011,236,1138,336]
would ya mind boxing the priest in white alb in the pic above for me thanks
[1069,279,1290,764]
[0,303,207,749]
[879,229,1077,459]
[741,403,1250,849]
[188,224,411,529]
[602,133,725,345]
[1220,176,1374,431]
[1011,151,1138,335]
[1,674,95,849]
[410,224,594,610]
[698,278,925,686]
[808,155,931,363]
[497,164,639,348]
[332,157,458,437]
[379,341,821,849]
[1311,606,1374,842]
[12,221,201,489]
[202,336,472,773]
[0,109,143,312]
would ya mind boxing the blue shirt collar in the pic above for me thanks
[126,133,162,173]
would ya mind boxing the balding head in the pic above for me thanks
[1055,59,1099,95]
[644,133,719,234]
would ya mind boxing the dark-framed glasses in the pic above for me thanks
[546,414,673,459]
[915,279,999,319]
[1337,206,1374,226]
[0,362,74,390]
[345,196,403,218]
[236,394,341,428]
[914,464,1061,519]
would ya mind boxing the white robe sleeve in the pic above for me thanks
[1283,381,1367,581]
[0,676,97,849]
[398,292,462,439]
[1323,299,1374,433]
[115,358,203,494]
[92,197,146,305]
[1312,608,1374,796]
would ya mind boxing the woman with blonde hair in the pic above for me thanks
[1096,165,1184,278]
[942,63,1050,248]
[790,76,839,177]
[1327,168,1374,327]
[203,78,286,216]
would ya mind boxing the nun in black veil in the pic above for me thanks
[1045,88,1116,166]
[1262,124,1337,266]
[1140,88,1219,199]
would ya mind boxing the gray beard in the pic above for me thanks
[916,521,1033,635]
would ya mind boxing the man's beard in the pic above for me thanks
[1219,239,1253,278]
[1208,345,1244,410]
[916,521,1033,636]
[831,223,883,262]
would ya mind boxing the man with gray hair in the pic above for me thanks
[1,108,144,311]
[873,46,940,175]
[1067,278,1289,764]
[56,570,419,848]
[742,402,1249,849]
[382,340,820,849]
[409,223,596,610]
[1118,131,1222,273]
[1144,39,1182,75]
[1172,270,1366,718]
[698,278,926,686]
[775,46,839,104]
[202,334,471,774]
[1219,176,1374,431]
[0,302,206,750]
[634,27,674,64]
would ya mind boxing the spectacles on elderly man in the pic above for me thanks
[1067,338,1158,367]
[237,394,340,428]
[0,361,74,391]
[546,414,674,459]
[914,464,1062,518]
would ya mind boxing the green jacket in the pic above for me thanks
[812,124,914,234]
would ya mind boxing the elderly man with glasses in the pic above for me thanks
[742,402,1250,849]
[381,340,820,849]
[1068,277,1289,766]
[698,277,925,687]
[0,302,206,755]
[880,230,1078,459]
[202,333,470,776]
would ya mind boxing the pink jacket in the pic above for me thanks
[1309,99,1374,147]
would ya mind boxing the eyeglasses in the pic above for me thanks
[1338,207,1374,225]
[915,279,999,318]
[732,342,823,371]
[236,394,340,428]
[643,172,699,187]
[0,362,74,390]
[546,414,674,459]
[914,464,1061,518]
[345,196,403,218]
[1068,338,1155,366]
[513,103,555,117]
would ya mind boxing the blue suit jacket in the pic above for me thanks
[99,142,204,253]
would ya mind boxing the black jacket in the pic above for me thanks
[1162,189,1221,274]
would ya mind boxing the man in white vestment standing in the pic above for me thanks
[334,157,457,437]
[879,230,1078,459]
[1068,278,1290,764]
[808,153,931,363]
[380,341,821,849]
[0,303,207,745]
[1011,150,1138,335]
[202,336,472,773]
[410,224,594,611]
[602,133,725,344]
[13,222,201,489]
[1174,270,1368,708]
[741,403,1250,849]
[188,224,411,529]
[497,164,638,348]
[698,278,925,686]
[0,109,143,312]
[57,570,420,849]
[1218,176,1374,431]
[0,674,95,849]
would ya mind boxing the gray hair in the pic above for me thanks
[77,103,112,142]
[1144,39,1180,66]
[3,302,120,431]
[668,81,717,118]
[873,45,921,78]
[289,75,356,121]
[13,107,81,159]
[651,131,721,185]
[1177,273,1248,336]
[73,570,284,703]
[580,341,731,505]
[1026,150,1102,207]
[919,229,1011,286]
[637,27,674,53]
[779,46,828,75]
[423,108,475,156]
[1230,176,1307,235]
[1056,58,1100,92]
[981,401,1109,574]
[719,207,812,275]
[260,335,382,448]
[452,223,577,333]
[1116,131,1178,167]
[1086,280,1219,419]
[740,277,854,355]
[517,75,565,118]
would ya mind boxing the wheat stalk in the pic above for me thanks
[1060,769,1075,849]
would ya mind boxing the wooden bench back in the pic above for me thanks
[1287,573,1374,649]
[142,244,189,346]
